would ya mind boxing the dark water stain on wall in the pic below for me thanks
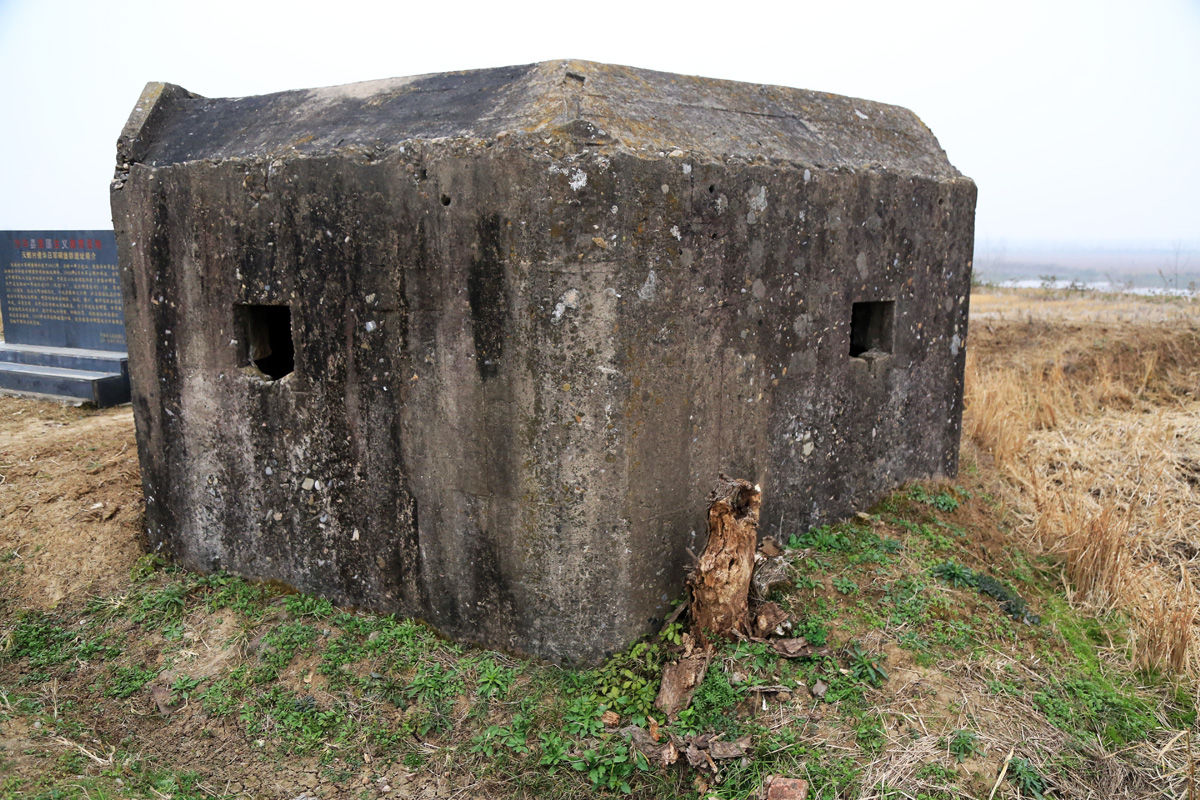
[467,214,508,380]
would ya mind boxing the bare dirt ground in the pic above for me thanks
[0,397,142,609]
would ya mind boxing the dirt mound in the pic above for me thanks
[0,395,142,610]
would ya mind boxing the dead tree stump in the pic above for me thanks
[690,478,761,639]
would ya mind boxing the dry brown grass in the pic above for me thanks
[965,288,1200,679]
[0,396,142,608]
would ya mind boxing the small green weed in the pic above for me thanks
[2,614,67,667]
[201,666,251,716]
[846,643,888,687]
[794,573,820,592]
[132,581,190,625]
[803,753,862,799]
[677,664,745,735]
[790,525,851,552]
[170,674,204,700]
[129,553,168,583]
[987,678,1023,697]
[253,621,319,683]
[471,714,532,757]
[1167,684,1197,728]
[573,741,649,794]
[197,572,276,618]
[789,523,897,568]
[54,749,87,775]
[146,770,212,800]
[593,640,663,723]
[538,730,572,770]
[253,688,356,753]
[908,484,962,512]
[1032,675,1155,746]
[731,640,775,672]
[106,664,158,698]
[908,763,960,800]
[832,575,858,595]
[931,560,975,589]
[947,729,983,762]
[473,656,516,700]
[793,615,830,647]
[562,692,604,738]
[854,714,885,754]
[406,662,463,734]
[1007,756,1046,799]
[282,593,335,619]
[883,577,935,629]
[659,620,684,646]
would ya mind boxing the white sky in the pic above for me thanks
[1,0,1197,251]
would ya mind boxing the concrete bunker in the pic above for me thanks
[111,60,976,664]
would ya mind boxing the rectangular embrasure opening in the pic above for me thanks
[235,304,294,380]
[850,300,895,358]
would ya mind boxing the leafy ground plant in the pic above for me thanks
[1007,756,1047,799]
[947,729,983,762]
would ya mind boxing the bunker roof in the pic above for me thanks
[117,59,960,179]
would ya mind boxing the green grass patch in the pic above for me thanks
[1,479,1190,800]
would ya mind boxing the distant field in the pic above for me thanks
[974,245,1199,292]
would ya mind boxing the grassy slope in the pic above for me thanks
[1,476,1193,799]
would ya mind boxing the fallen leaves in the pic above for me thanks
[704,734,752,761]
[772,637,822,659]
[632,476,826,790]
[751,601,789,638]
[622,726,752,774]
[654,653,711,720]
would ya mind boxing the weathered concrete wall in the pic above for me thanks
[112,61,975,664]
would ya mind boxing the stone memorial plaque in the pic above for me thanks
[0,231,126,350]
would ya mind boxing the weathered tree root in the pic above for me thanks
[689,478,761,641]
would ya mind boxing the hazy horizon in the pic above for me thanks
[2,1,1197,255]
[972,239,1200,290]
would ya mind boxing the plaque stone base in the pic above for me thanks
[0,343,129,406]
